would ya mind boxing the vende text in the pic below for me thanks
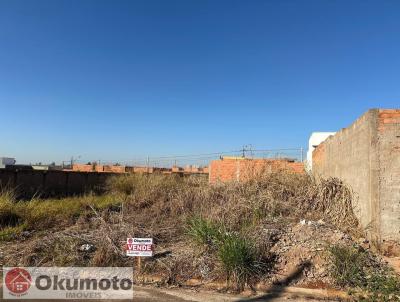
[127,244,152,251]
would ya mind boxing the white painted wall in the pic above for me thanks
[306,132,336,171]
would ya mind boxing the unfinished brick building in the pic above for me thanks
[209,157,304,183]
[71,164,126,173]
[71,164,209,175]
[313,109,400,247]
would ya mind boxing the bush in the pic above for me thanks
[186,216,267,289]
[329,244,400,301]
[186,216,221,246]
[218,233,266,290]
[328,244,368,288]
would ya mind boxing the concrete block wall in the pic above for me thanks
[209,158,304,183]
[0,169,116,199]
[313,109,400,245]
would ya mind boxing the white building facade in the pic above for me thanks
[0,157,16,169]
[306,132,336,171]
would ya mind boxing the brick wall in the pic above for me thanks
[377,110,400,245]
[103,165,126,173]
[72,164,96,172]
[313,109,400,246]
[71,164,208,175]
[209,158,304,183]
[133,166,154,173]
[72,164,126,173]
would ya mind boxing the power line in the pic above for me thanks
[71,147,304,166]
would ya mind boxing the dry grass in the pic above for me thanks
[1,171,362,289]
[102,172,361,287]
[106,172,360,238]
[0,191,121,240]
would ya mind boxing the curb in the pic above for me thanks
[138,275,349,300]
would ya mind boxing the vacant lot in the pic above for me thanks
[1,172,399,301]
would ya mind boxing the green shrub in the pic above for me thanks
[366,273,400,298]
[186,216,267,289]
[186,216,221,246]
[329,244,400,301]
[218,233,266,289]
[329,244,368,288]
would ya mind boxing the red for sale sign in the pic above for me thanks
[126,238,153,257]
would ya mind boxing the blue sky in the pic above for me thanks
[1,0,399,164]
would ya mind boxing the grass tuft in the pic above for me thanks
[218,233,266,290]
[328,244,368,288]
[329,244,400,301]
[186,216,221,246]
[186,216,268,289]
[0,223,26,241]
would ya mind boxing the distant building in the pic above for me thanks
[32,165,50,171]
[0,157,16,169]
[306,132,336,171]
[209,157,304,183]
[31,163,63,171]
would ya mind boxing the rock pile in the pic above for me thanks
[268,220,363,287]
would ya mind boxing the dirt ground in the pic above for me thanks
[0,218,382,288]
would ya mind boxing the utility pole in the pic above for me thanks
[146,156,150,173]
[70,155,81,168]
[241,145,252,158]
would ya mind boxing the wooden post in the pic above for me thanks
[137,256,142,274]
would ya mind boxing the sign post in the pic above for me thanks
[126,238,153,275]
[137,257,141,273]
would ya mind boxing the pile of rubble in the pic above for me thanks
[267,219,367,287]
